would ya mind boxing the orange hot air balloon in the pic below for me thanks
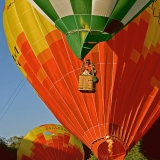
[3,0,160,159]
[17,124,84,160]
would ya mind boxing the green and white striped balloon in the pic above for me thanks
[28,0,154,59]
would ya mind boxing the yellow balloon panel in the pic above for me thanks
[15,0,54,55]
[3,4,27,77]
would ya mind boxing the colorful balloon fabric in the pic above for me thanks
[28,0,154,59]
[17,124,84,160]
[3,0,160,159]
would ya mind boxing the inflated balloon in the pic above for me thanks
[28,0,154,59]
[17,124,84,160]
[3,0,160,159]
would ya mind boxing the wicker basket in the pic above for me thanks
[78,75,94,91]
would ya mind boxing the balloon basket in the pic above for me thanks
[78,75,95,92]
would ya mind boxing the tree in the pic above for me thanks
[0,136,17,160]
[125,140,148,160]
[7,136,23,149]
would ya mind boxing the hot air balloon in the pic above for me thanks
[3,0,160,159]
[17,124,84,160]
[28,0,154,59]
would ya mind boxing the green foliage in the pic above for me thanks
[7,136,23,149]
[87,153,98,160]
[125,140,148,160]
[0,136,8,149]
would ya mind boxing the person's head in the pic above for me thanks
[106,135,110,139]
[86,59,90,64]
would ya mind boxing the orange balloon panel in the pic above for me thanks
[3,0,160,159]
[17,124,84,160]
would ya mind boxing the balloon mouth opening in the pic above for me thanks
[97,136,126,160]
[65,30,112,59]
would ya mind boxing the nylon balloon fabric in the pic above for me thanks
[28,0,154,59]
[3,0,160,159]
[17,124,84,160]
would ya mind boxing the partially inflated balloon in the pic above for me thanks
[17,124,84,160]
[28,0,154,59]
[3,0,160,159]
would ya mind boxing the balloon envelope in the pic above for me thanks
[17,124,84,160]
[3,0,160,159]
[28,0,153,59]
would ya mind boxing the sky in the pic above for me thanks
[0,0,60,139]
